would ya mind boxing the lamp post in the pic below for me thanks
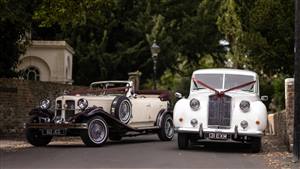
[151,40,160,90]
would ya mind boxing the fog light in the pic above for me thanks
[190,118,198,127]
[240,120,248,129]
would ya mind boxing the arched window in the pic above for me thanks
[23,67,40,81]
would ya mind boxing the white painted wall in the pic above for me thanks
[17,41,74,84]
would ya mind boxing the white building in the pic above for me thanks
[17,40,74,84]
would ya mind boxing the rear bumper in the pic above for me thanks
[24,122,88,129]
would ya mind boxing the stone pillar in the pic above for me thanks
[285,78,295,151]
[128,71,142,92]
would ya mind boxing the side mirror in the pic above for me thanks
[175,92,183,99]
[261,95,268,101]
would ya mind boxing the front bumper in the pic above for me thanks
[175,124,263,138]
[24,122,88,129]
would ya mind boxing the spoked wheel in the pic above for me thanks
[81,116,108,146]
[158,114,174,141]
[111,96,132,124]
[118,99,131,124]
[25,116,52,146]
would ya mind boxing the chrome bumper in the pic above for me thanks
[175,124,264,138]
[24,122,88,129]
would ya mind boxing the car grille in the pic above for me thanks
[56,100,62,117]
[55,100,75,121]
[65,100,75,120]
[208,94,231,128]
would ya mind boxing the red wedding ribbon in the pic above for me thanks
[192,77,256,97]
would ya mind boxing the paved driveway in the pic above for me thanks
[1,135,268,169]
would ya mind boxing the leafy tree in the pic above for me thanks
[217,0,247,69]
[0,0,37,77]
[243,0,294,77]
[26,0,294,100]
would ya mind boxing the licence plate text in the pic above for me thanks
[208,133,228,140]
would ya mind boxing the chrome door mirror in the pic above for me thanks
[175,92,183,99]
[261,95,268,101]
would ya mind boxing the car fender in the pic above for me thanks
[173,98,190,127]
[73,107,134,131]
[29,108,54,119]
[73,107,109,122]
[155,109,173,128]
[251,101,268,131]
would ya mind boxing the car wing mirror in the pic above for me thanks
[261,95,268,101]
[175,92,183,99]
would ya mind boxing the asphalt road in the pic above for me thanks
[1,134,268,169]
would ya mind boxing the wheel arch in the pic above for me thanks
[28,108,54,119]
[155,109,173,128]
[75,107,133,130]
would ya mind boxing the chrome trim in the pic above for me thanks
[199,123,203,138]
[25,123,88,129]
[175,127,264,137]
[234,125,238,139]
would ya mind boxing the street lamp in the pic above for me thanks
[151,40,160,90]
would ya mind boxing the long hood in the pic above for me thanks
[56,95,116,112]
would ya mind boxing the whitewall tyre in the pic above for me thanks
[81,116,108,147]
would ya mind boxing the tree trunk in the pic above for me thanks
[293,0,300,162]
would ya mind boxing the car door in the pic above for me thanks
[145,97,166,123]
[129,97,152,127]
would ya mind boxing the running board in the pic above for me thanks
[132,126,160,131]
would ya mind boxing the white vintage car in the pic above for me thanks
[25,80,174,147]
[173,69,268,152]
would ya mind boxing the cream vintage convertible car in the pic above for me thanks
[25,81,174,146]
[173,69,268,152]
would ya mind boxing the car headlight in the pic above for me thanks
[78,98,88,110]
[240,120,248,129]
[240,100,250,112]
[40,99,50,110]
[190,118,198,127]
[190,98,200,111]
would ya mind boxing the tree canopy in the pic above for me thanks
[0,0,295,106]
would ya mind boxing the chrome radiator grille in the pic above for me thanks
[208,94,231,128]
[56,100,75,121]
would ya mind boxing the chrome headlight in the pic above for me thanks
[40,99,50,110]
[239,100,250,112]
[190,118,198,127]
[78,98,88,110]
[190,98,200,111]
[240,120,248,129]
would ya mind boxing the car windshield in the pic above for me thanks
[224,74,255,92]
[193,74,223,90]
[193,73,255,92]
[90,82,129,95]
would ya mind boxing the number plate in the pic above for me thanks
[42,129,66,136]
[208,132,228,140]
